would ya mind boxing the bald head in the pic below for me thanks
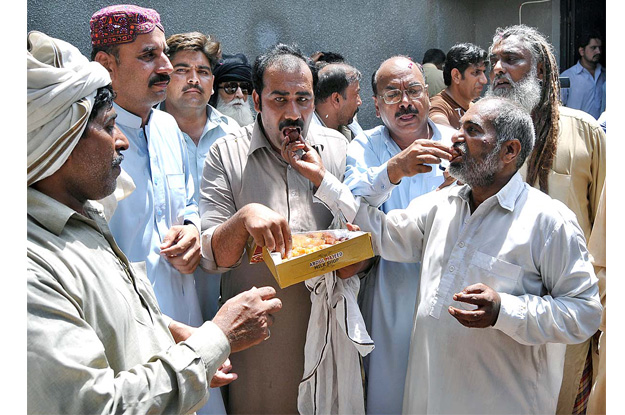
[372,56,424,96]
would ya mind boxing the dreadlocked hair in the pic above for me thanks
[493,25,560,193]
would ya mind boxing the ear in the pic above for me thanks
[331,92,342,108]
[94,51,116,74]
[373,96,381,118]
[536,61,545,81]
[451,68,462,84]
[578,46,585,57]
[501,139,522,166]
[252,90,261,112]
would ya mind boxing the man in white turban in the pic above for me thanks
[27,31,282,415]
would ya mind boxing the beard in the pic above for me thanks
[487,67,541,113]
[448,141,502,188]
[216,97,256,126]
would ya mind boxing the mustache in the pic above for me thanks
[148,73,171,87]
[112,153,124,168]
[183,83,204,93]
[453,142,466,155]
[278,119,304,130]
[395,107,418,117]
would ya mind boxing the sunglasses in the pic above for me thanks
[218,81,253,95]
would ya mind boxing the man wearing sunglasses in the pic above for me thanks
[209,53,256,126]
[343,55,457,415]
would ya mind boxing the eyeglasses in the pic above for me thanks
[218,81,253,95]
[379,85,425,104]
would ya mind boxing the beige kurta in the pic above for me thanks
[520,106,606,414]
[199,117,348,414]
[587,183,606,415]
[27,188,230,415]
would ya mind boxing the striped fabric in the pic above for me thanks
[572,345,593,415]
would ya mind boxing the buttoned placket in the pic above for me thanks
[427,197,491,319]
[88,210,156,325]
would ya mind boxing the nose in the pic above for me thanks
[284,100,301,120]
[188,69,199,85]
[398,90,412,108]
[114,126,130,151]
[479,71,488,85]
[157,52,174,75]
[451,130,464,144]
[356,93,362,107]
[234,86,245,99]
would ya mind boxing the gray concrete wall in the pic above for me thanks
[27,0,560,130]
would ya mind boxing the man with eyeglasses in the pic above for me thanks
[209,53,256,126]
[159,30,242,415]
[342,55,456,415]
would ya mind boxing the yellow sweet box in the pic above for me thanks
[246,230,374,288]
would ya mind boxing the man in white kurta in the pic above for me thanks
[283,96,602,414]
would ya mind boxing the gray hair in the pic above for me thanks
[479,96,536,169]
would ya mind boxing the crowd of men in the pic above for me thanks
[27,3,606,415]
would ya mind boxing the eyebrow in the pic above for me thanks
[270,90,312,96]
[174,62,212,70]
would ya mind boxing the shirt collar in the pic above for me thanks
[452,171,526,212]
[27,188,103,236]
[574,61,604,75]
[114,102,152,129]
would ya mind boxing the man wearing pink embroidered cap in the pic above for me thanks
[90,5,228,414]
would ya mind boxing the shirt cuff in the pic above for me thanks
[183,213,201,233]
[493,292,527,337]
[183,321,231,377]
[200,225,242,273]
[315,172,360,223]
[377,162,399,189]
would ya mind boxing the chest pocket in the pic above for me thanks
[467,251,522,294]
[455,251,522,311]
[166,173,187,225]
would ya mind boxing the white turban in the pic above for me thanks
[27,31,111,185]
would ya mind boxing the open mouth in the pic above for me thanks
[282,127,302,143]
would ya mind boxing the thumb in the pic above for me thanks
[160,228,179,249]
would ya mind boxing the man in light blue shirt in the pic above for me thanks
[159,31,242,415]
[343,56,456,414]
[160,31,241,322]
[560,32,606,119]
[91,6,205,329]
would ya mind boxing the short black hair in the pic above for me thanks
[88,84,116,123]
[576,30,602,50]
[422,48,446,65]
[443,43,488,86]
[315,64,361,104]
[315,51,345,64]
[252,43,318,108]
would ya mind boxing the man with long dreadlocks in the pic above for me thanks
[488,25,606,415]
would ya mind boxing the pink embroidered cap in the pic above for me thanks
[90,4,164,47]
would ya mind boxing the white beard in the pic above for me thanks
[216,97,256,126]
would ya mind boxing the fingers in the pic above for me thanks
[453,291,490,306]
[448,306,491,328]
[345,223,361,232]
[210,367,238,388]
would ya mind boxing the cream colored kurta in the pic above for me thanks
[520,106,606,414]
[199,117,348,414]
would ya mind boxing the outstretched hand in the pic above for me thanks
[212,286,283,353]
